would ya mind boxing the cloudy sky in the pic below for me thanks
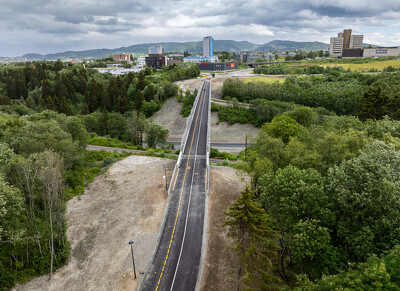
[1,0,400,56]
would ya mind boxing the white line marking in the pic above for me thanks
[170,82,208,291]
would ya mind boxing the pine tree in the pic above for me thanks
[135,90,144,112]
[224,187,281,290]
[0,95,11,105]
[145,85,155,102]
[357,85,387,120]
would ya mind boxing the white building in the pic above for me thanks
[330,29,364,57]
[137,57,146,68]
[363,48,400,58]
[148,45,164,55]
[330,37,344,57]
[350,35,364,49]
[203,36,214,57]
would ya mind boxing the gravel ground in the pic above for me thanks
[153,98,259,144]
[14,157,245,291]
[200,166,246,291]
[152,97,187,141]
[14,156,176,291]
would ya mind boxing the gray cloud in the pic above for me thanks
[0,0,399,56]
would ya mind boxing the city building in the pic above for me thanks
[114,53,131,62]
[183,56,218,63]
[145,54,166,69]
[350,35,363,49]
[330,37,344,56]
[148,45,164,55]
[330,29,364,57]
[136,57,146,68]
[363,47,400,58]
[96,67,143,75]
[203,36,214,57]
[199,62,238,71]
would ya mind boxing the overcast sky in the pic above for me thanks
[1,0,400,56]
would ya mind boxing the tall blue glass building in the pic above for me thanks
[203,36,214,57]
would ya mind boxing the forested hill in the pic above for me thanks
[256,40,329,51]
[22,40,329,60]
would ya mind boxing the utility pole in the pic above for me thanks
[129,241,137,279]
[164,165,168,191]
[245,134,248,161]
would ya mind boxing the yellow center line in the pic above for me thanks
[155,82,207,290]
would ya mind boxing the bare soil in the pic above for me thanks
[201,166,246,291]
[210,112,259,143]
[14,156,244,291]
[153,97,259,144]
[179,76,249,100]
[14,156,176,291]
[152,97,187,141]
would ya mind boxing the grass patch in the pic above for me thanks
[244,76,285,84]
[89,136,142,150]
[64,149,132,199]
[210,148,238,160]
[322,59,400,72]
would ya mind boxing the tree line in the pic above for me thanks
[224,110,400,289]
[222,71,400,119]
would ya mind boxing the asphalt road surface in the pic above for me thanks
[141,80,210,291]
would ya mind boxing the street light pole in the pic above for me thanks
[164,165,168,191]
[129,241,137,279]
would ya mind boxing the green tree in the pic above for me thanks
[224,187,281,290]
[126,111,146,146]
[326,141,400,262]
[261,115,303,144]
[135,90,144,111]
[144,121,168,148]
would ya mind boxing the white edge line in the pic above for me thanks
[170,81,207,291]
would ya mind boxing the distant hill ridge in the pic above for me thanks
[22,40,330,60]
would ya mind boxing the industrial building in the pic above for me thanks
[183,56,218,63]
[330,29,363,57]
[199,62,238,71]
[363,48,400,58]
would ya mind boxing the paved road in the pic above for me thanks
[169,141,245,153]
[141,80,210,291]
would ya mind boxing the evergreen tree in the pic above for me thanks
[224,187,281,290]
[117,96,129,113]
[145,85,155,101]
[135,90,144,111]
[0,95,11,105]
[60,97,72,116]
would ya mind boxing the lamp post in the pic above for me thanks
[164,165,168,191]
[129,241,137,279]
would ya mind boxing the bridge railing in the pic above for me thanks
[177,81,205,168]
[206,81,211,192]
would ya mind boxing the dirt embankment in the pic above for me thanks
[201,166,246,290]
[153,97,259,144]
[152,97,187,141]
[14,155,245,291]
[14,156,176,291]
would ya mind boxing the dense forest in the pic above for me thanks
[222,70,400,289]
[0,61,199,289]
[221,71,400,122]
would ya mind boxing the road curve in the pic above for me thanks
[141,80,210,291]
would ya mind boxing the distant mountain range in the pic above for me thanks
[20,40,331,61]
